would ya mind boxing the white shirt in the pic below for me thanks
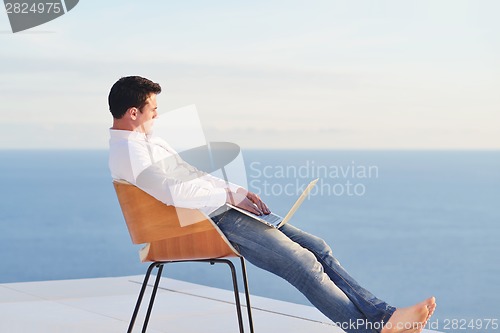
[109,129,240,215]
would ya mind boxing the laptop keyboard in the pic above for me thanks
[260,213,282,224]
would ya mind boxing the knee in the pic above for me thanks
[282,246,326,284]
[312,238,341,266]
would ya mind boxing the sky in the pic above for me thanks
[0,0,499,150]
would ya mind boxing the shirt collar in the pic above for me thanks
[109,128,150,142]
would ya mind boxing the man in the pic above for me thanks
[108,76,436,333]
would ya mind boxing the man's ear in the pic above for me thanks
[127,107,139,120]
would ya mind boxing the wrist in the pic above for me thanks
[236,187,248,196]
[225,188,235,204]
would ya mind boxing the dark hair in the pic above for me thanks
[108,76,162,119]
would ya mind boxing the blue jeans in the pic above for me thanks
[210,208,395,333]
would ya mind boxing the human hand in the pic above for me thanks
[226,190,263,215]
[242,190,271,215]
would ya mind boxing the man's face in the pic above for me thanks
[136,93,158,134]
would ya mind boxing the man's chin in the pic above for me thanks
[139,123,154,135]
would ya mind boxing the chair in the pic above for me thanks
[113,180,254,333]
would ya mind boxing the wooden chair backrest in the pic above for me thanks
[113,180,237,261]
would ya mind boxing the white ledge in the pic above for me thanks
[0,276,441,333]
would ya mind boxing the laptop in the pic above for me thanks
[227,178,318,228]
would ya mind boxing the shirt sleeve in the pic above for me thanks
[135,161,227,211]
[129,142,228,211]
[151,137,243,194]
[199,172,242,193]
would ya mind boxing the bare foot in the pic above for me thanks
[426,300,436,320]
[381,297,435,333]
[419,300,437,333]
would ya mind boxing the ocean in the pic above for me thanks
[1,150,499,332]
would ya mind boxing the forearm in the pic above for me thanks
[200,172,243,193]
[136,164,227,210]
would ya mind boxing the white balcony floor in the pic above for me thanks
[0,275,440,333]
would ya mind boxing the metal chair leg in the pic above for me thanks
[127,262,157,333]
[212,259,245,333]
[127,259,254,333]
[141,264,164,333]
[240,257,255,333]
